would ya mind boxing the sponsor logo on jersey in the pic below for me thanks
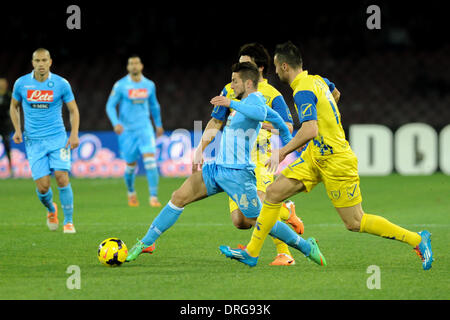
[27,90,54,102]
[27,90,53,109]
[128,89,148,99]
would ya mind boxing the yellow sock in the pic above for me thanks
[246,201,282,257]
[360,213,421,247]
[278,203,290,221]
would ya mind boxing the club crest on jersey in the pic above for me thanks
[27,90,53,109]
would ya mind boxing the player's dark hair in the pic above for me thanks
[232,62,260,89]
[128,55,141,62]
[274,41,303,68]
[238,43,271,76]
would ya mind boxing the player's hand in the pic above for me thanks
[192,147,204,173]
[210,96,231,107]
[265,149,286,174]
[114,124,124,135]
[66,134,80,150]
[156,127,164,138]
[12,131,23,144]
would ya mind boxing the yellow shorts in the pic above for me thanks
[281,147,362,208]
[229,148,273,213]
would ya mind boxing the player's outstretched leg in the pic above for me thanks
[126,200,183,262]
[126,170,208,263]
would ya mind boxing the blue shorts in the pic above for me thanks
[202,162,262,218]
[118,128,156,163]
[24,132,71,180]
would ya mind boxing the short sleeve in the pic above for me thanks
[271,95,293,123]
[62,79,75,103]
[293,90,318,123]
[322,77,336,93]
[12,79,22,102]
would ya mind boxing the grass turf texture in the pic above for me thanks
[0,174,448,300]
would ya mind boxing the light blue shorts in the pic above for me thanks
[202,162,262,218]
[118,128,156,163]
[24,132,71,180]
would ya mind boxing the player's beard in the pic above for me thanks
[235,89,244,100]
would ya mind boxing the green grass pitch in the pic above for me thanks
[0,174,448,300]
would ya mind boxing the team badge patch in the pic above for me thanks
[330,190,341,200]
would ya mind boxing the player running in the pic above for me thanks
[10,48,80,233]
[126,62,325,266]
[220,41,433,270]
[106,55,164,208]
[208,43,304,266]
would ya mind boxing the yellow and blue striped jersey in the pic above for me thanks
[291,70,349,156]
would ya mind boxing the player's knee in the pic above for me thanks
[55,172,69,188]
[231,211,252,229]
[171,189,188,207]
[37,184,50,194]
[264,184,284,204]
[344,219,361,232]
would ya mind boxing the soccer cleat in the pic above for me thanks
[219,245,258,267]
[149,196,162,207]
[46,202,59,231]
[305,237,326,266]
[125,239,151,262]
[269,253,296,266]
[63,223,76,234]
[142,242,156,254]
[413,230,434,270]
[128,193,139,207]
[284,200,304,234]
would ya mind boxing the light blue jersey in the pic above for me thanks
[106,75,162,131]
[12,71,75,139]
[215,91,292,169]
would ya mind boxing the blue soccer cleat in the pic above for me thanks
[413,230,434,270]
[219,245,258,267]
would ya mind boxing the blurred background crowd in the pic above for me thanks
[1,1,448,133]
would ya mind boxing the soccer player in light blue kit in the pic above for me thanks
[9,48,80,234]
[106,55,164,208]
[126,62,318,264]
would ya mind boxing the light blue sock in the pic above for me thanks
[269,221,311,256]
[58,184,74,224]
[36,188,55,213]
[141,201,183,246]
[124,165,136,193]
[143,157,158,197]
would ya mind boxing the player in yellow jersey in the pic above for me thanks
[220,41,434,270]
[203,43,304,266]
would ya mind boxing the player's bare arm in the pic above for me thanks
[266,120,318,173]
[9,97,23,144]
[65,100,80,149]
[261,121,294,134]
[192,117,223,172]
[332,87,341,103]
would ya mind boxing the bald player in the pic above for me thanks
[10,48,80,233]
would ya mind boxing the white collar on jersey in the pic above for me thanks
[31,71,52,80]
